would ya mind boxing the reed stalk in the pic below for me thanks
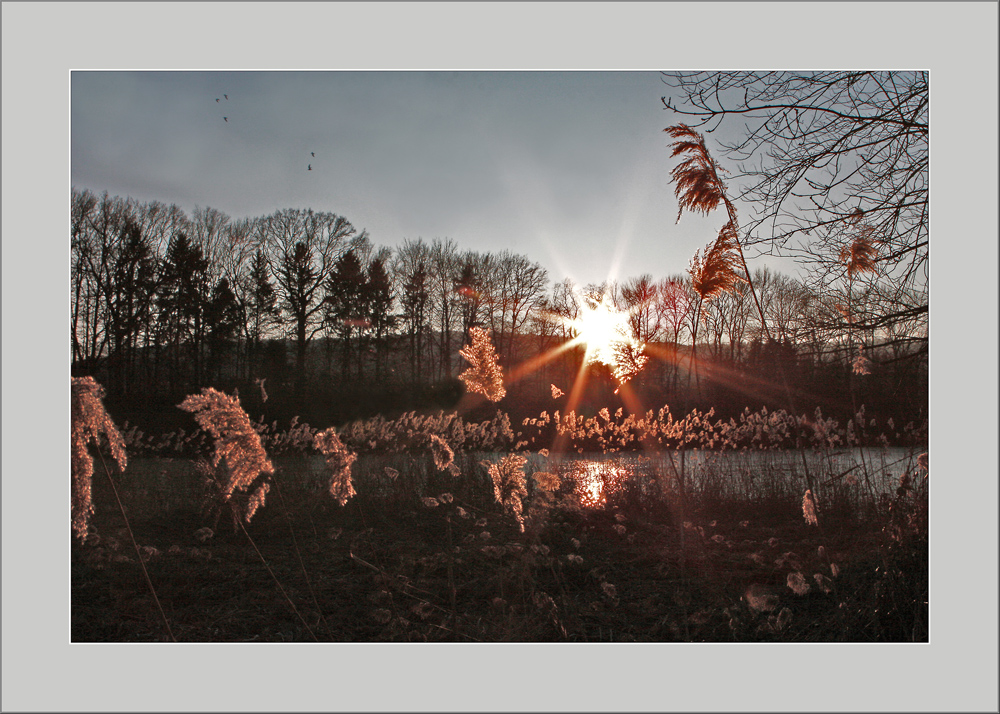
[96,449,176,642]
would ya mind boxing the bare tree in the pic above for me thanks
[620,274,662,345]
[754,267,811,346]
[480,250,549,366]
[71,190,172,396]
[654,276,693,391]
[427,238,460,379]
[662,71,928,357]
[543,277,581,343]
[393,239,433,384]
[255,208,365,391]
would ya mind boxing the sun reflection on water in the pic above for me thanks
[566,460,633,508]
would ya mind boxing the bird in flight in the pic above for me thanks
[224,94,229,100]
[223,117,228,122]
[216,98,220,102]
[308,164,312,171]
[311,152,315,157]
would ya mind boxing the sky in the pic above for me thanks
[71,70,801,288]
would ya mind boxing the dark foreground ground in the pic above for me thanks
[72,461,927,643]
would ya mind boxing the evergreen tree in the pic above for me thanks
[324,249,369,381]
[245,249,279,379]
[156,232,209,390]
[104,218,158,399]
[454,257,482,342]
[364,255,396,381]
[204,277,241,383]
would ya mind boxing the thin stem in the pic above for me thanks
[271,472,335,639]
[721,197,772,343]
[96,450,176,642]
[236,517,319,641]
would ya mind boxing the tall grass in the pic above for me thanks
[75,375,927,642]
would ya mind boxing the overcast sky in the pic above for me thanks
[71,70,800,288]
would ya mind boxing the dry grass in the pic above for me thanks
[72,464,927,642]
[71,391,927,643]
[314,427,357,506]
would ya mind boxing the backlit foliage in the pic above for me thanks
[427,433,455,473]
[458,327,506,402]
[482,454,528,532]
[314,427,358,506]
[689,221,745,302]
[178,388,274,524]
[664,124,726,220]
[71,377,127,540]
[609,340,649,388]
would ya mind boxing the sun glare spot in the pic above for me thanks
[563,294,648,386]
[574,296,630,365]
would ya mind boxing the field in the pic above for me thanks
[71,400,928,643]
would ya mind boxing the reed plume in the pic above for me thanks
[532,471,561,492]
[840,225,878,277]
[666,123,772,342]
[802,489,819,527]
[427,433,455,472]
[458,326,506,402]
[71,377,128,540]
[74,377,176,640]
[178,388,274,525]
[481,454,528,531]
[685,221,745,395]
[689,221,745,302]
[314,427,357,506]
[665,124,726,220]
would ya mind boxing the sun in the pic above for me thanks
[559,293,649,388]
[571,296,630,364]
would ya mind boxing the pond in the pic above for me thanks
[110,445,923,517]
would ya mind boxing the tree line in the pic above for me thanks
[73,70,929,430]
[71,187,926,431]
